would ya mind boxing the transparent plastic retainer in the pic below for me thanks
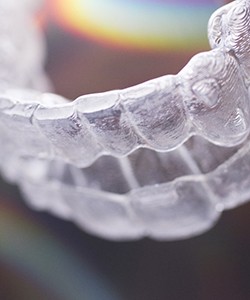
[1,0,250,240]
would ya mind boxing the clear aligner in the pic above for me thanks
[0,0,250,240]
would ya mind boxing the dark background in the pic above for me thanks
[2,0,250,299]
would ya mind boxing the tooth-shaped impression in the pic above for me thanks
[222,0,250,83]
[121,76,190,150]
[130,179,220,240]
[19,159,73,220]
[208,0,250,85]
[207,139,250,210]
[179,49,250,146]
[191,78,220,108]
[0,99,52,158]
[76,91,140,156]
[62,187,144,240]
[208,2,234,49]
[1,0,250,241]
[34,103,103,167]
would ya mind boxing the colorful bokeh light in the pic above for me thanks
[0,197,121,300]
[46,0,223,51]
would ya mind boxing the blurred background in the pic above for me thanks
[2,0,250,299]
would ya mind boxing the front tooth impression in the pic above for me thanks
[179,49,250,146]
[0,102,52,158]
[34,103,103,167]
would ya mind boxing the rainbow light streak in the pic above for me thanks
[0,199,122,300]
[47,0,222,51]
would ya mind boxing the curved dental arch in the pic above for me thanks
[1,0,250,240]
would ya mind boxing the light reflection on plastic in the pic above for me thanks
[46,0,222,52]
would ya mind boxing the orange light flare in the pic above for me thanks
[37,0,221,53]
[33,0,224,99]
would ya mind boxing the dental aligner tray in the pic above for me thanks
[1,0,250,240]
